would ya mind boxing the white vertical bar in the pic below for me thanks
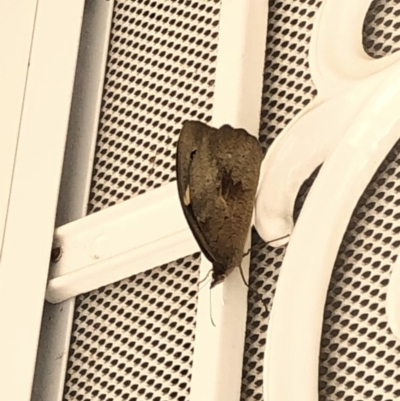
[31,2,115,400]
[264,64,400,401]
[0,1,85,401]
[212,0,269,136]
[0,1,38,254]
[189,1,269,401]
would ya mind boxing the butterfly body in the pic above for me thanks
[176,121,263,287]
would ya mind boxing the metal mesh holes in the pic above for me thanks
[319,140,400,400]
[88,0,220,214]
[64,256,200,401]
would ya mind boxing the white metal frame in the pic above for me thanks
[16,1,398,400]
[0,1,38,255]
[32,1,115,400]
[32,1,269,401]
[47,183,199,303]
[0,2,85,401]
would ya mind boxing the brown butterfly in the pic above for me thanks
[176,121,263,288]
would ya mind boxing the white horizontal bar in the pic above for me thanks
[0,1,84,400]
[46,182,199,303]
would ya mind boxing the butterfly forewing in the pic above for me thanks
[176,121,263,285]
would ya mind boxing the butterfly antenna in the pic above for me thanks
[242,233,290,257]
[198,268,213,286]
[265,233,290,246]
[238,264,269,313]
[238,234,290,313]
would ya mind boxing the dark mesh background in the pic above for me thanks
[88,0,220,214]
[63,0,400,400]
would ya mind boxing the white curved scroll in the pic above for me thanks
[263,54,400,401]
[309,0,400,93]
[254,0,400,247]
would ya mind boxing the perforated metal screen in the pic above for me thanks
[88,0,219,214]
[63,1,400,401]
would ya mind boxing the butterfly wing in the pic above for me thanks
[176,121,219,263]
[176,121,263,275]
